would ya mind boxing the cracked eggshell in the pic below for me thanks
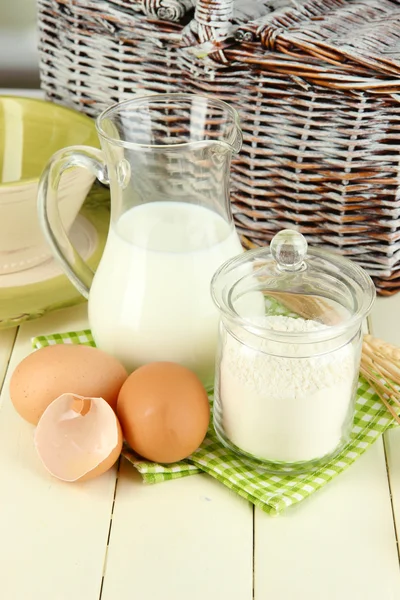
[10,344,128,425]
[34,393,123,482]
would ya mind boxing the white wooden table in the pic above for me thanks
[0,298,399,600]
[2,89,400,599]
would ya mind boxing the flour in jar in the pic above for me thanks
[218,315,357,463]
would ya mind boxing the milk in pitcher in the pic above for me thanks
[88,200,243,388]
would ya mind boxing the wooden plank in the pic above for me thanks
[254,442,400,599]
[254,306,400,599]
[368,295,400,346]
[383,428,400,557]
[101,458,253,600]
[0,304,117,600]
[371,296,400,575]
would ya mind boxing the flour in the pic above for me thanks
[217,315,357,464]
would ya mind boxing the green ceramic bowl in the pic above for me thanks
[0,96,100,274]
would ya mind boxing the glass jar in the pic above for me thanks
[211,230,376,473]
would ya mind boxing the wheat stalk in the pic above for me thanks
[361,336,400,425]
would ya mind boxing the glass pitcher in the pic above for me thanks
[38,94,243,390]
[211,230,376,473]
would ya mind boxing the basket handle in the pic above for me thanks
[181,0,234,63]
[194,0,234,33]
[141,0,196,22]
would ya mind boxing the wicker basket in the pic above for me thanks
[37,0,400,295]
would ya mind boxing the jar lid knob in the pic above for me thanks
[271,230,308,272]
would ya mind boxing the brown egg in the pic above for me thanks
[117,362,210,463]
[10,344,128,425]
[34,393,122,482]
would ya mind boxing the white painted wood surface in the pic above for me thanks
[0,305,118,600]
[373,296,400,594]
[255,442,400,600]
[0,297,399,599]
[101,461,253,600]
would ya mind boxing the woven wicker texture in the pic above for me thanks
[37,0,400,294]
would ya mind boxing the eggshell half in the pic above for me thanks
[10,344,128,424]
[34,393,122,482]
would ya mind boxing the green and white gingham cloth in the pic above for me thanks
[32,329,399,516]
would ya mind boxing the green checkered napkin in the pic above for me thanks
[32,330,398,516]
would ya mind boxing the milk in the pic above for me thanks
[88,201,243,388]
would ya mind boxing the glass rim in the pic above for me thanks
[95,92,242,151]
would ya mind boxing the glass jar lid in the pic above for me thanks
[211,229,376,341]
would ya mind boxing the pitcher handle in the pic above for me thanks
[37,145,109,299]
